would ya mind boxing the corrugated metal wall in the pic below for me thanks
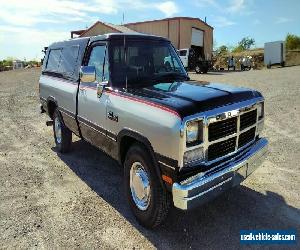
[125,21,169,38]
[79,18,213,60]
[125,18,213,60]
[180,19,213,60]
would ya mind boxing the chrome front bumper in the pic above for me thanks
[172,138,268,210]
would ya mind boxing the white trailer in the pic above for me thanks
[264,41,285,68]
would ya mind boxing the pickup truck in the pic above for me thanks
[39,33,268,228]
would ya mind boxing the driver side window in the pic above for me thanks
[88,45,109,82]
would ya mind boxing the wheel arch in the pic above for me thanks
[117,129,164,187]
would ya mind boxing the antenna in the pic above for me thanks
[122,12,125,25]
[124,35,127,90]
[204,16,207,23]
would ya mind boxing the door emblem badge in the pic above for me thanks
[108,111,118,122]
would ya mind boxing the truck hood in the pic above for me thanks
[126,81,262,118]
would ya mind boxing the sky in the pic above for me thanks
[0,0,299,60]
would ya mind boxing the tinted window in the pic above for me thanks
[46,46,79,77]
[88,45,109,81]
[109,40,186,88]
[46,49,62,72]
[58,45,79,76]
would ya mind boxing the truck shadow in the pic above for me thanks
[53,139,300,249]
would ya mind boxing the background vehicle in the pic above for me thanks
[240,56,253,71]
[178,48,211,73]
[39,33,268,228]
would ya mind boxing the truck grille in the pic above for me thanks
[238,127,256,148]
[205,107,259,162]
[240,110,257,130]
[208,117,237,142]
[207,137,236,161]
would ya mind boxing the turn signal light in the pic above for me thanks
[162,175,173,185]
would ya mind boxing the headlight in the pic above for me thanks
[186,120,203,145]
[257,102,264,120]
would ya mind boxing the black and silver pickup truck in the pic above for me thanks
[39,33,268,228]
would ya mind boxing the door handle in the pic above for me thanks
[79,87,86,92]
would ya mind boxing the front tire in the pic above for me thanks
[53,109,72,153]
[124,143,171,228]
[195,65,201,74]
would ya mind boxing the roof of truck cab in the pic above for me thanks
[89,33,170,43]
[48,36,90,49]
[48,33,169,48]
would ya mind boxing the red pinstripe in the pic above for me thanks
[107,90,181,119]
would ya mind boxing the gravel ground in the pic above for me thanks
[0,67,299,249]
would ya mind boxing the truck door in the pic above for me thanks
[77,43,112,152]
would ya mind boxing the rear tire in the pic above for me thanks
[124,143,171,228]
[53,109,72,153]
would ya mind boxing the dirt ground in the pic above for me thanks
[0,67,299,249]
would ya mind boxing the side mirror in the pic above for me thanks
[80,66,96,83]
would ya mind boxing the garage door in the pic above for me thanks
[191,28,204,47]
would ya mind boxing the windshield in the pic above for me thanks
[179,50,187,56]
[108,39,187,88]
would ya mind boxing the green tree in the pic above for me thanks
[217,45,228,55]
[2,59,13,67]
[231,45,244,53]
[239,37,255,50]
[232,37,255,52]
[286,33,300,50]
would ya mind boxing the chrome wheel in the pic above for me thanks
[54,116,62,144]
[195,65,200,73]
[130,162,151,211]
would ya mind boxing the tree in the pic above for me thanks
[217,45,228,55]
[238,37,255,50]
[2,59,13,67]
[231,45,244,53]
[232,37,255,52]
[286,33,300,50]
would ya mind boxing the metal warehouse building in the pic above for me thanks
[71,17,214,60]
